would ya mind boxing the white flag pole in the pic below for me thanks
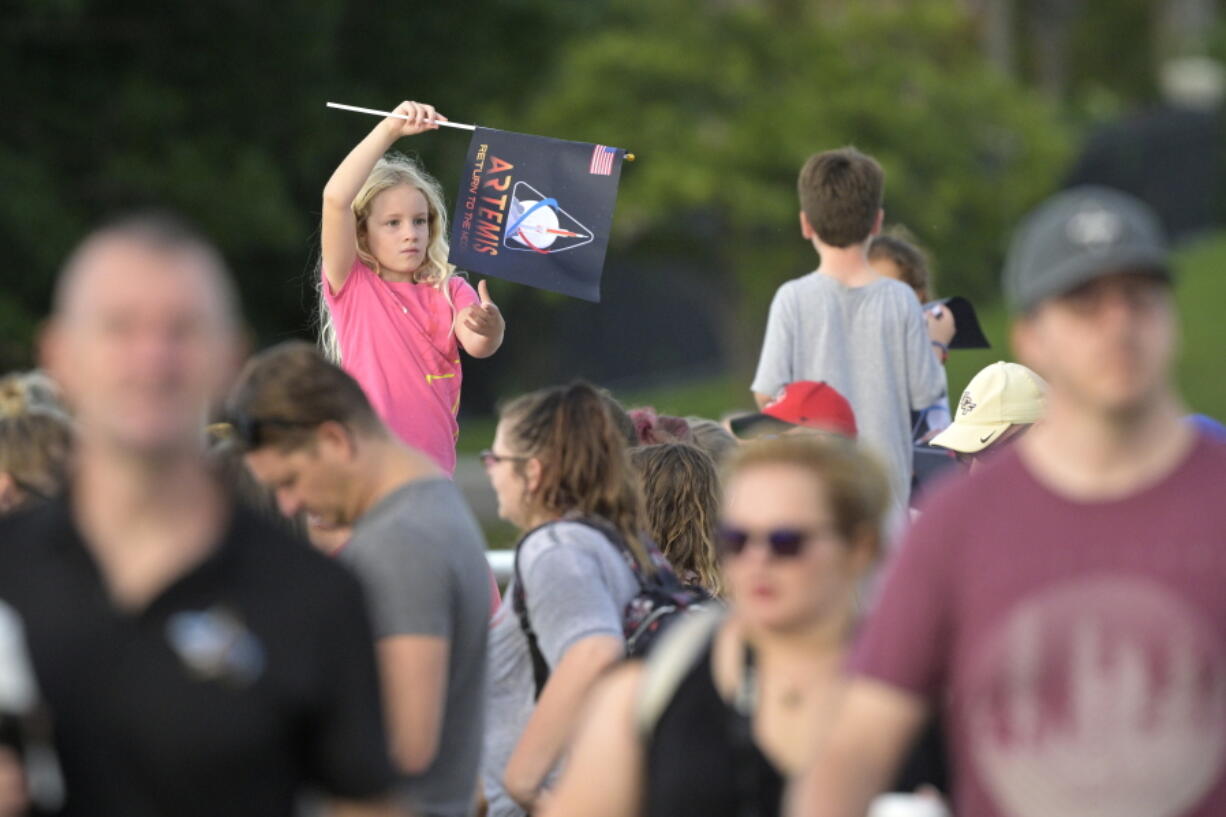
[326,101,477,132]
[325,101,635,160]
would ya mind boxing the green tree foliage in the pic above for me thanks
[0,0,1076,395]
[517,0,1070,372]
[0,0,580,370]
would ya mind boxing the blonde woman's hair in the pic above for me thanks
[722,436,891,559]
[630,443,723,595]
[0,409,74,512]
[319,153,458,362]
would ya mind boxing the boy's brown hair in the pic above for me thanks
[797,147,884,248]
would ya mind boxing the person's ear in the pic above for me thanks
[38,320,68,401]
[1011,316,1040,372]
[229,329,254,385]
[799,211,814,240]
[315,421,356,461]
[846,524,881,576]
[871,208,884,236]
[524,457,544,494]
[208,333,249,413]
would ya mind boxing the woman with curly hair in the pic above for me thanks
[629,443,722,596]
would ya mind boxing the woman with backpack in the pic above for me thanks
[539,435,947,817]
[480,381,664,817]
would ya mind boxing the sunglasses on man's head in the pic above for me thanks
[227,413,320,450]
[717,525,829,558]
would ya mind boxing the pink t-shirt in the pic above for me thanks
[854,435,1226,817]
[324,261,479,475]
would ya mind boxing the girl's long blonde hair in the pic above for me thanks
[318,152,458,362]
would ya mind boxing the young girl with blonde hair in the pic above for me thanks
[321,100,505,475]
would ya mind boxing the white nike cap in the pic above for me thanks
[930,362,1047,454]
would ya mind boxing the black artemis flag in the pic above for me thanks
[448,127,626,302]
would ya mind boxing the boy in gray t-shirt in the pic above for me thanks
[752,148,945,519]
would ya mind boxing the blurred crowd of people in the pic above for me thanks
[0,133,1224,817]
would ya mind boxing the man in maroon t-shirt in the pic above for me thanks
[793,186,1226,817]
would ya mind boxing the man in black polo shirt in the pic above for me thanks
[0,214,399,817]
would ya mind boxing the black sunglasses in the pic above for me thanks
[479,449,531,468]
[228,412,320,450]
[717,526,825,558]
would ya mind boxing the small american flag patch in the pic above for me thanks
[589,144,617,175]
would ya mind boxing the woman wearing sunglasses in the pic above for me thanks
[540,435,944,817]
[480,381,656,817]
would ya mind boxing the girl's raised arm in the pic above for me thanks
[321,100,446,293]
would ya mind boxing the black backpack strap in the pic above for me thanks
[730,639,766,817]
[512,515,678,698]
[512,531,552,701]
[564,515,683,592]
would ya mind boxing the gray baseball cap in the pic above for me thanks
[1003,186,1172,313]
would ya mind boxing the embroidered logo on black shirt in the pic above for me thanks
[166,607,266,687]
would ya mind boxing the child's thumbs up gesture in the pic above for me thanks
[456,280,506,358]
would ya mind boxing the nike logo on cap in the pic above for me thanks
[979,431,998,444]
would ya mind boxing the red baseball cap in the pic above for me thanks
[730,381,857,439]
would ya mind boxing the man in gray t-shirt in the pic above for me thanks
[231,342,491,817]
[753,148,945,519]
[340,478,491,817]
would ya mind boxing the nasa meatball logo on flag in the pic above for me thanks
[503,182,593,254]
[449,127,625,302]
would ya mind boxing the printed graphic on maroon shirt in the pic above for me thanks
[966,576,1226,817]
[853,437,1226,817]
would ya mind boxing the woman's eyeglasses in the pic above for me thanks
[479,449,531,468]
[717,525,832,558]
